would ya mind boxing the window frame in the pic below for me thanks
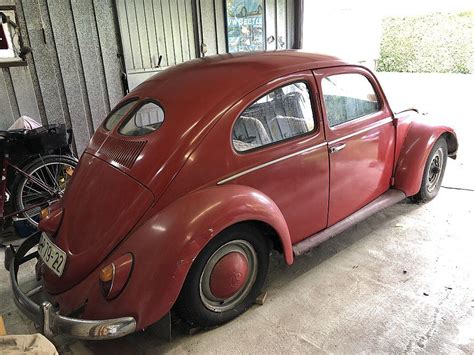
[231,80,318,154]
[0,5,27,68]
[117,98,166,137]
[321,71,384,129]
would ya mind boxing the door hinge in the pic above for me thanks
[390,177,395,186]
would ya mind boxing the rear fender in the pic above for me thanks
[90,184,293,329]
[394,119,458,196]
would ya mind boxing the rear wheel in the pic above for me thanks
[412,138,447,203]
[176,224,269,327]
[12,155,77,227]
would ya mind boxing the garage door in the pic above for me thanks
[116,0,295,91]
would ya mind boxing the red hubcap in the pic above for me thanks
[209,252,249,299]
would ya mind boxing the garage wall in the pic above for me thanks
[0,0,124,153]
[1,0,297,153]
[116,0,196,90]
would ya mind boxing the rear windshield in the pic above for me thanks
[104,99,137,131]
[119,102,165,136]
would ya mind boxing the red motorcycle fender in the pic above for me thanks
[394,120,457,196]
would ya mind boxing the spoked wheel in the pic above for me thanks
[176,224,269,327]
[12,155,77,227]
[413,138,448,203]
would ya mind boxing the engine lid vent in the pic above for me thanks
[98,136,146,169]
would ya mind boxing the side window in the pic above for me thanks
[322,73,380,127]
[233,82,315,152]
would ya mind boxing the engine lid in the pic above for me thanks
[43,152,154,294]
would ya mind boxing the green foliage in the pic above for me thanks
[377,12,474,73]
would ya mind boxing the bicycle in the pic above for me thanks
[0,124,78,229]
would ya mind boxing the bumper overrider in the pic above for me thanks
[4,232,136,340]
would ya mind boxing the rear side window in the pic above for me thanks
[322,73,380,127]
[119,102,165,136]
[232,82,315,152]
[104,100,137,131]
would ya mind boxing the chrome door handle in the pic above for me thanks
[329,143,346,154]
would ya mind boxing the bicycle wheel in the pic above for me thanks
[12,155,77,227]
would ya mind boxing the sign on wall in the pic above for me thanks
[226,0,265,53]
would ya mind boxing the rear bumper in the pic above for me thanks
[4,232,136,340]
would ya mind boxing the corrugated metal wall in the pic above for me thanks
[0,0,124,153]
[119,0,295,90]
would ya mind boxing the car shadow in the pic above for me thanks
[56,199,421,354]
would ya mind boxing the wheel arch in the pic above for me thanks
[247,220,285,254]
[394,121,457,196]
[441,131,458,158]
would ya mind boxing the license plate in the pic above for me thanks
[38,233,67,277]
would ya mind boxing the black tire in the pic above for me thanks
[412,138,448,203]
[12,154,77,227]
[176,223,269,328]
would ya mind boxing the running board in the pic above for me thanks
[293,189,406,256]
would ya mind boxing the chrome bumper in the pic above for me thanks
[4,232,136,340]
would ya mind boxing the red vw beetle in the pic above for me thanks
[6,51,457,339]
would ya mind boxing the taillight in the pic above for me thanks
[99,253,133,300]
[38,202,64,235]
[40,207,50,220]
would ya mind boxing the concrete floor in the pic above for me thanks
[0,73,473,353]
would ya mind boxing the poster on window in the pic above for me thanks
[226,0,265,53]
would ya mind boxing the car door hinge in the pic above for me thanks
[390,177,395,186]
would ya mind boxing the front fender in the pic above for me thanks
[394,117,458,196]
[78,184,292,329]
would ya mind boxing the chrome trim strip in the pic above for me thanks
[217,142,328,185]
[328,117,393,145]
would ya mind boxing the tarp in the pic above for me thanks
[0,334,58,355]
[8,116,41,131]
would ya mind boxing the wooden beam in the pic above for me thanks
[0,315,7,336]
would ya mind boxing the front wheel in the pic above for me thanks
[412,138,448,203]
[176,224,269,327]
[12,155,77,227]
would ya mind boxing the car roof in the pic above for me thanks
[126,51,350,130]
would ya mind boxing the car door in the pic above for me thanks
[226,74,329,243]
[313,67,395,226]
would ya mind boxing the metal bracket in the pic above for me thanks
[41,301,54,338]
